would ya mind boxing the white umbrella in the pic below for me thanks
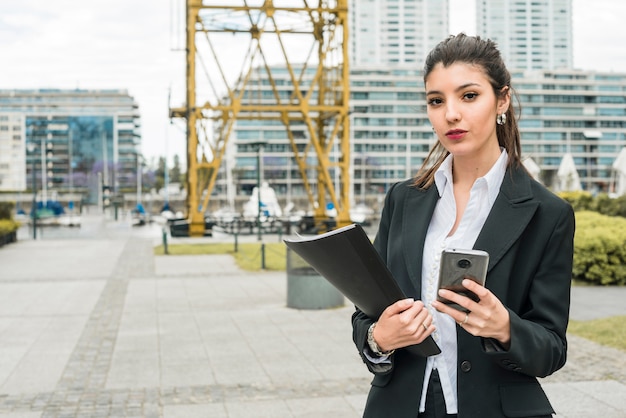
[612,147,626,196]
[556,153,582,192]
[523,157,541,182]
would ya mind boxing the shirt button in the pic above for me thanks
[460,361,472,373]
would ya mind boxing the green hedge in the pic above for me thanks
[560,191,626,217]
[573,211,626,285]
[0,219,19,248]
[0,219,18,235]
[0,202,14,220]
[0,202,19,247]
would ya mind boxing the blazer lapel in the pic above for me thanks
[474,165,539,272]
[402,185,440,295]
[397,166,538,298]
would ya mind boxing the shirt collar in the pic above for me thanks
[434,149,508,206]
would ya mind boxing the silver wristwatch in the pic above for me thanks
[367,322,395,356]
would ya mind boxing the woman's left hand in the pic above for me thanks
[432,279,511,348]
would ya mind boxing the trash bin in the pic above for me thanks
[286,247,345,309]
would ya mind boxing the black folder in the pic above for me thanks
[284,223,441,357]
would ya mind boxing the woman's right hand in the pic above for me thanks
[373,298,435,352]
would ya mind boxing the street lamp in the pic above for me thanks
[26,142,37,240]
[136,153,143,207]
[251,140,268,241]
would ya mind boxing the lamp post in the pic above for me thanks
[251,140,267,241]
[26,143,37,240]
[136,153,143,207]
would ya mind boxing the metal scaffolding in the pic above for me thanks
[170,0,351,236]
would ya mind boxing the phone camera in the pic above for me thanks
[457,259,471,269]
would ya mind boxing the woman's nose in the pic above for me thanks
[445,103,461,122]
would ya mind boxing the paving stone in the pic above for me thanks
[1,219,625,417]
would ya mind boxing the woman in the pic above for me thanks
[352,33,575,418]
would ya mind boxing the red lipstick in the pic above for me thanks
[445,129,467,140]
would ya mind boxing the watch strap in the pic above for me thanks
[367,322,395,356]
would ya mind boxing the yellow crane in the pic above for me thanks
[170,0,351,236]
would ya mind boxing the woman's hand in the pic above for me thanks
[432,279,511,348]
[373,298,435,352]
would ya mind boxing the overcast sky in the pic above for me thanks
[1,0,625,167]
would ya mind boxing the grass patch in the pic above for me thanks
[568,315,626,351]
[154,242,287,271]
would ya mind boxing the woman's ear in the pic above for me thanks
[497,86,510,115]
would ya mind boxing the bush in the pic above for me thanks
[0,202,14,220]
[0,219,19,236]
[573,211,626,285]
[615,195,626,218]
[589,193,617,216]
[558,191,593,211]
[559,191,626,218]
[590,193,626,218]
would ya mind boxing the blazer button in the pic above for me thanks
[460,361,472,372]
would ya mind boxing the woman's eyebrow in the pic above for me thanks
[426,82,482,96]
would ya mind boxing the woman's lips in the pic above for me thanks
[445,129,467,140]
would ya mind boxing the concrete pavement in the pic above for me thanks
[0,213,624,417]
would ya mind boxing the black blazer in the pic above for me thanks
[352,164,575,418]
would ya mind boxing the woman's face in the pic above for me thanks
[425,62,509,160]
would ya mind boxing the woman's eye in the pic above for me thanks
[427,98,442,106]
[464,92,478,100]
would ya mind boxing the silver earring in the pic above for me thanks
[496,113,507,125]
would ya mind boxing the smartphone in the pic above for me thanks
[437,249,489,312]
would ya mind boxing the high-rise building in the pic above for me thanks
[476,0,573,70]
[515,69,626,191]
[0,113,26,191]
[201,1,626,221]
[0,89,141,204]
[349,0,449,67]
[207,1,625,220]
[213,67,626,216]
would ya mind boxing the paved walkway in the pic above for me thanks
[0,213,624,417]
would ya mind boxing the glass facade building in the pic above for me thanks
[477,0,573,70]
[211,67,626,213]
[0,113,26,191]
[349,0,449,67]
[515,70,626,191]
[0,89,140,203]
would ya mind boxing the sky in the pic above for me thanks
[1,0,625,168]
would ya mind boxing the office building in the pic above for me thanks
[208,1,625,217]
[476,0,573,70]
[0,113,26,191]
[349,0,449,67]
[515,69,626,192]
[213,66,626,213]
[0,89,141,204]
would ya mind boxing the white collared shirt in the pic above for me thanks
[419,149,508,414]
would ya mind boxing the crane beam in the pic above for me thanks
[172,0,350,236]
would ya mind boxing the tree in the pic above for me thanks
[154,156,166,192]
[150,155,185,193]
[170,155,183,184]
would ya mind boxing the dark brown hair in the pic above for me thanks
[413,33,522,188]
